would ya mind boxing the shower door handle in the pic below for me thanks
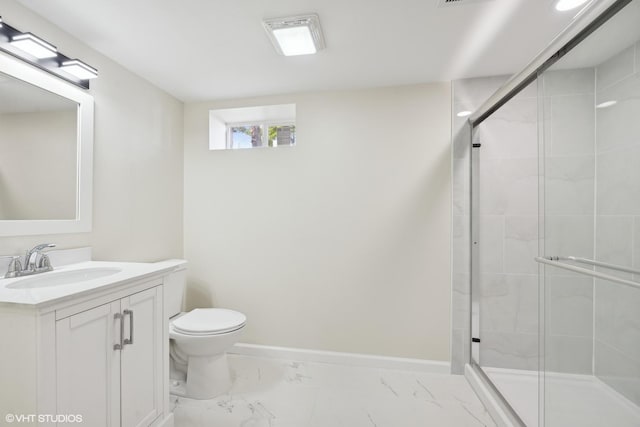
[123,309,134,346]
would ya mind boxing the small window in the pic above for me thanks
[228,125,264,149]
[269,125,296,147]
[209,104,296,150]
[226,122,296,149]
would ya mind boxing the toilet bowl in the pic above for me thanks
[169,308,246,399]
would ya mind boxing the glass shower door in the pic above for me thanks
[539,1,640,425]
[471,78,541,426]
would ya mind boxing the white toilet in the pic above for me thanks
[165,268,246,399]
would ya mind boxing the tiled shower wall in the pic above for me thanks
[451,76,507,374]
[476,82,540,372]
[541,68,596,374]
[451,70,596,374]
[593,42,640,405]
[452,55,639,385]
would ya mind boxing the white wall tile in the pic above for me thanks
[545,335,593,374]
[596,45,635,91]
[480,97,538,160]
[450,328,469,375]
[545,275,593,337]
[596,147,640,215]
[545,156,595,215]
[595,216,634,279]
[480,158,538,216]
[594,340,640,406]
[480,274,538,336]
[596,73,640,153]
[452,273,470,330]
[452,159,470,216]
[452,215,470,274]
[504,216,538,274]
[479,216,504,273]
[544,215,594,259]
[479,331,538,371]
[452,117,472,160]
[542,68,595,97]
[595,280,640,363]
[547,94,595,157]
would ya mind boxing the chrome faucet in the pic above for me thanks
[4,243,56,278]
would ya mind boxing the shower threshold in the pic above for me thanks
[482,367,640,427]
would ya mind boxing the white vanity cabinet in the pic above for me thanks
[0,258,183,427]
[56,285,163,427]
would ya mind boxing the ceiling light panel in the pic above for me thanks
[555,0,589,12]
[263,14,325,56]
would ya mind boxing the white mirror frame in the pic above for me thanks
[0,51,94,236]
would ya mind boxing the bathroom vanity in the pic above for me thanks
[0,249,185,427]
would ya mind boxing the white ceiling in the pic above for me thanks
[17,0,579,102]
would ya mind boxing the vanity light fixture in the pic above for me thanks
[555,0,589,12]
[60,59,98,80]
[10,32,58,59]
[0,17,97,89]
[457,111,472,117]
[263,14,325,56]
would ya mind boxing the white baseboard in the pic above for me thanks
[229,343,451,374]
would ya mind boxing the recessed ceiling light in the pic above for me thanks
[457,111,472,117]
[596,100,617,109]
[555,0,589,12]
[10,32,57,59]
[60,59,98,80]
[263,14,325,56]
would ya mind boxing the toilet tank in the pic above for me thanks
[164,267,187,318]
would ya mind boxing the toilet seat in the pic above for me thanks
[171,308,246,336]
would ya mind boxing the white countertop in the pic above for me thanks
[0,259,186,309]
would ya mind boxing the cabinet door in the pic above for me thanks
[120,286,163,427]
[56,300,121,427]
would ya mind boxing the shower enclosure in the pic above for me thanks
[453,0,640,425]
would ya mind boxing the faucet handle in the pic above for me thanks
[5,256,22,278]
[37,254,53,270]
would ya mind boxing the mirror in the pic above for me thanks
[0,52,93,236]
[0,71,78,220]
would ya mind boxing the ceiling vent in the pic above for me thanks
[437,0,494,7]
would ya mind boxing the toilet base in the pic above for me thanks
[171,352,232,399]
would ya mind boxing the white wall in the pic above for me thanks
[184,84,452,361]
[0,0,183,262]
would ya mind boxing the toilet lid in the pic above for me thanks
[172,308,246,335]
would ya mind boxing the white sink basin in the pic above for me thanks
[6,267,122,289]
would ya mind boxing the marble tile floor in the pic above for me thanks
[172,354,496,427]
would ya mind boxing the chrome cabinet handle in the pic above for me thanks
[123,309,134,346]
[114,313,124,350]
